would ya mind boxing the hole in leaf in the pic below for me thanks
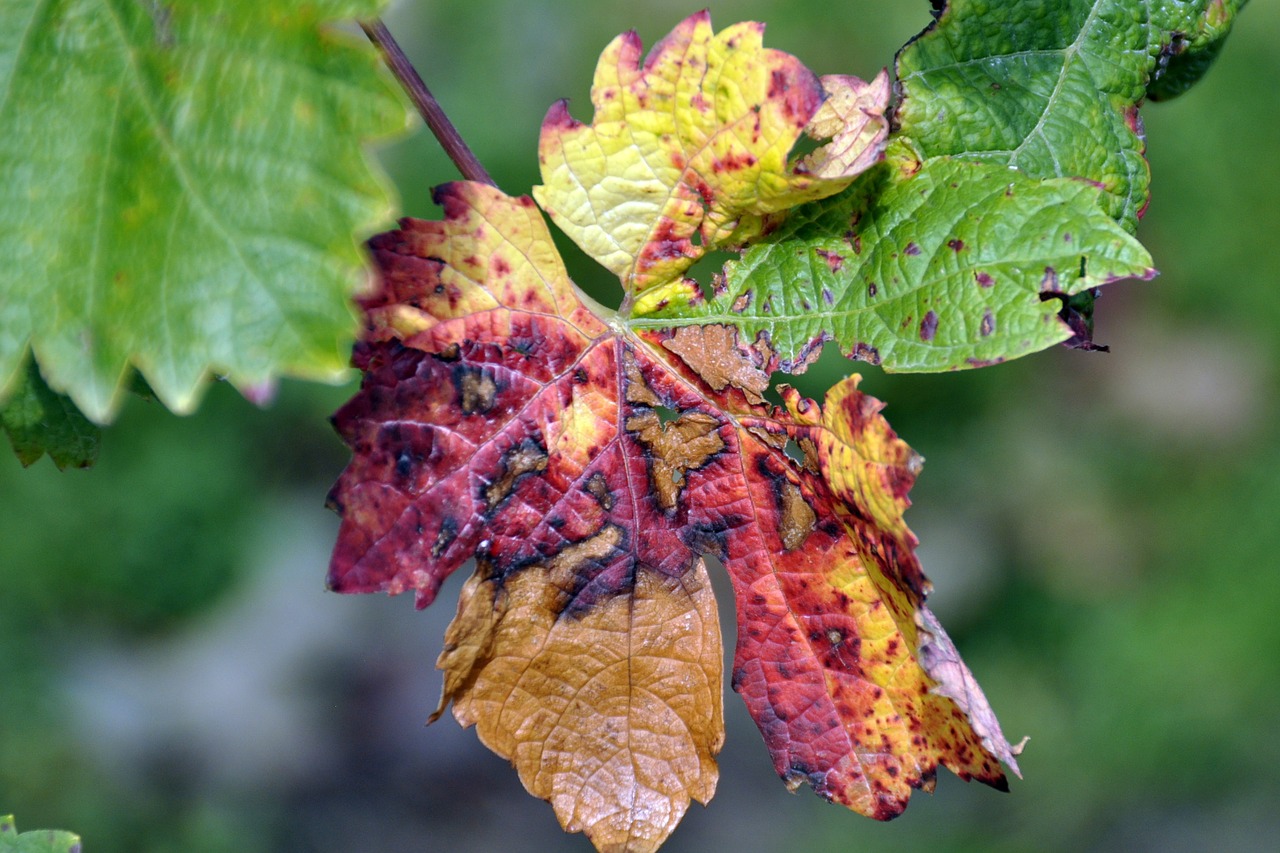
[783,439,805,466]
[655,404,680,425]
[684,248,739,300]
[789,132,822,162]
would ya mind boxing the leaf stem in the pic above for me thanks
[360,19,496,187]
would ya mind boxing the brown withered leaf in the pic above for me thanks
[327,180,1019,852]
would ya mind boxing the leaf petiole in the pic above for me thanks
[360,18,496,187]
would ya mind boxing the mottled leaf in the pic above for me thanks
[533,11,889,305]
[327,181,1018,851]
[0,816,81,853]
[0,0,410,422]
[1,358,99,469]
[896,0,1247,228]
[635,143,1155,373]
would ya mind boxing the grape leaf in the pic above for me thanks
[315,9,1250,849]
[1,358,99,469]
[0,0,410,423]
[533,10,889,307]
[328,180,1020,852]
[895,0,1247,229]
[634,141,1155,373]
[0,816,80,853]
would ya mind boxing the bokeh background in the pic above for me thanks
[3,1,1278,850]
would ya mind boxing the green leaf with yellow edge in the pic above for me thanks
[895,0,1248,229]
[0,816,81,853]
[533,10,890,306]
[0,0,410,423]
[635,142,1155,374]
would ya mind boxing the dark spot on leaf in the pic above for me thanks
[584,472,614,510]
[454,365,498,414]
[980,309,995,336]
[867,282,878,298]
[768,69,788,98]
[975,271,994,288]
[684,515,741,559]
[395,449,415,478]
[432,517,458,558]
[851,342,881,365]
[815,249,844,272]
[574,367,589,384]
[904,242,921,256]
[919,311,938,342]
[947,239,965,252]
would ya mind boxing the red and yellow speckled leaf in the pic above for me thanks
[533,12,889,306]
[328,181,1019,851]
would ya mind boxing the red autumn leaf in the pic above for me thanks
[327,181,1020,852]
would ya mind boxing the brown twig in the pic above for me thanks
[360,19,496,187]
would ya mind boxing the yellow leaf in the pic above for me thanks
[533,11,889,304]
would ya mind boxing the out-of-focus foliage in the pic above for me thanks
[0,0,409,427]
[0,359,99,469]
[0,815,80,853]
[1,2,1277,852]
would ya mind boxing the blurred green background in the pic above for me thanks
[3,1,1278,851]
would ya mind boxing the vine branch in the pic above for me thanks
[361,19,496,187]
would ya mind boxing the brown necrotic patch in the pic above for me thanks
[432,516,459,558]
[661,324,769,404]
[626,409,725,512]
[454,365,498,414]
[542,523,628,617]
[622,350,662,407]
[584,472,614,510]
[776,479,817,551]
[484,437,549,511]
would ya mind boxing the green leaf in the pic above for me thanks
[0,0,411,423]
[1,357,99,469]
[895,0,1247,229]
[635,146,1154,373]
[0,816,81,853]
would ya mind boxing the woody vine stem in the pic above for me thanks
[361,19,496,187]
